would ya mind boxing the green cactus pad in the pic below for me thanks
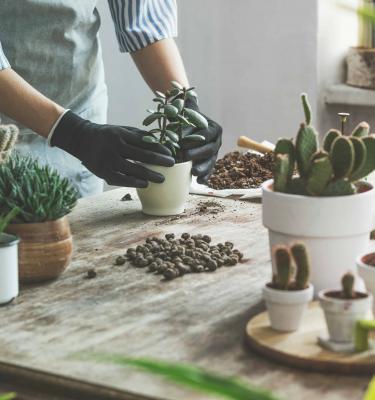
[301,93,312,126]
[288,177,307,195]
[306,154,333,196]
[341,272,355,299]
[352,121,370,138]
[350,135,375,181]
[330,136,355,179]
[274,246,293,290]
[295,123,318,178]
[321,179,356,196]
[291,242,310,290]
[274,138,295,178]
[323,129,341,153]
[355,320,375,352]
[273,154,291,193]
[349,137,367,179]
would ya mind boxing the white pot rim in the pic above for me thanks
[0,233,19,248]
[318,289,371,304]
[262,179,374,201]
[263,283,314,304]
[357,252,375,272]
[142,160,192,170]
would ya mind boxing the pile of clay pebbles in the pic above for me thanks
[115,233,243,280]
[207,151,274,190]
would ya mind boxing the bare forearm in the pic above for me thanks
[131,38,189,93]
[0,68,64,138]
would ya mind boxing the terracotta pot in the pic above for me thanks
[6,216,73,283]
[347,47,375,89]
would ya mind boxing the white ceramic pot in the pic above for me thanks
[262,180,375,294]
[263,284,314,332]
[319,289,373,343]
[357,252,375,312]
[137,161,192,216]
[0,233,19,305]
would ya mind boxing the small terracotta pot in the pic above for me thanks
[6,216,73,283]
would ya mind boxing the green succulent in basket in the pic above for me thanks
[0,155,78,223]
[273,93,375,196]
[142,81,208,162]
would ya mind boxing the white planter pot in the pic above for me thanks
[263,284,314,332]
[262,180,375,294]
[357,252,375,313]
[0,233,19,305]
[319,289,373,343]
[137,161,192,216]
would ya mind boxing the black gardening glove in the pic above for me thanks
[50,111,175,188]
[182,98,222,184]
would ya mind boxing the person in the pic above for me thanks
[0,0,222,197]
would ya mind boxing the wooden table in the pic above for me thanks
[0,189,369,400]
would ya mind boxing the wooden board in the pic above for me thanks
[246,302,375,375]
[0,188,370,400]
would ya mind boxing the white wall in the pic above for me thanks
[97,0,318,153]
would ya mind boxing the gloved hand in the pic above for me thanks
[182,98,222,184]
[50,111,175,188]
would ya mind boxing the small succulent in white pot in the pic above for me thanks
[356,252,375,313]
[319,272,373,344]
[263,242,314,332]
[262,93,375,294]
[0,207,20,305]
[137,81,208,216]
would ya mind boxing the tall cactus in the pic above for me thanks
[273,93,375,196]
[0,121,18,163]
[290,242,310,290]
[341,272,355,299]
[274,246,293,290]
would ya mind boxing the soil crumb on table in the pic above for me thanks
[196,200,224,215]
[208,151,274,190]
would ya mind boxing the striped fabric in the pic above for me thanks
[0,0,177,70]
[107,0,178,52]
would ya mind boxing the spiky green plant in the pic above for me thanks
[341,272,355,299]
[142,81,208,162]
[0,207,19,235]
[0,121,18,164]
[0,155,78,223]
[273,93,375,196]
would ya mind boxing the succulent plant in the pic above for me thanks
[0,120,18,164]
[272,242,311,291]
[341,272,356,299]
[142,81,208,162]
[0,155,78,223]
[273,93,375,196]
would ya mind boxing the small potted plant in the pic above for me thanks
[0,120,18,164]
[319,272,373,344]
[1,155,78,283]
[136,81,208,216]
[0,207,20,305]
[357,251,375,311]
[262,93,375,293]
[263,242,314,332]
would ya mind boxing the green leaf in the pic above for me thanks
[184,108,208,129]
[153,98,164,104]
[183,134,206,142]
[166,138,180,149]
[0,393,16,400]
[0,207,20,234]
[155,91,166,99]
[186,90,198,99]
[172,98,184,113]
[365,377,375,400]
[164,105,179,118]
[142,136,158,144]
[83,354,280,400]
[165,130,179,142]
[143,113,163,126]
[146,109,155,114]
[171,80,183,90]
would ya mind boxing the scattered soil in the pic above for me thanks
[207,151,274,190]
[362,253,375,266]
[324,290,368,300]
[117,233,244,281]
[121,193,133,201]
[196,200,224,215]
[85,269,97,279]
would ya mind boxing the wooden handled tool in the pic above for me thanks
[237,136,274,154]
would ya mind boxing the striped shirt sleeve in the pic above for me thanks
[0,41,10,70]
[107,0,177,53]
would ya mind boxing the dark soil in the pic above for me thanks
[85,269,97,279]
[361,253,375,267]
[207,151,274,190]
[196,200,224,215]
[121,193,133,201]
[325,290,368,300]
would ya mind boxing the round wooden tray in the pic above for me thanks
[245,302,375,374]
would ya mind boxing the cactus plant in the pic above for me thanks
[341,272,356,299]
[141,81,207,162]
[271,242,311,291]
[273,93,375,196]
[0,121,18,164]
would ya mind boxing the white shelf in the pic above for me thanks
[325,84,375,107]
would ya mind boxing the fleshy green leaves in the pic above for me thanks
[142,136,158,144]
[301,93,312,126]
[164,104,179,118]
[184,108,208,129]
[143,112,163,126]
[330,136,355,179]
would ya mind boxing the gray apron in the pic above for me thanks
[0,0,108,197]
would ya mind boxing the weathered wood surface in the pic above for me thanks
[0,189,368,400]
